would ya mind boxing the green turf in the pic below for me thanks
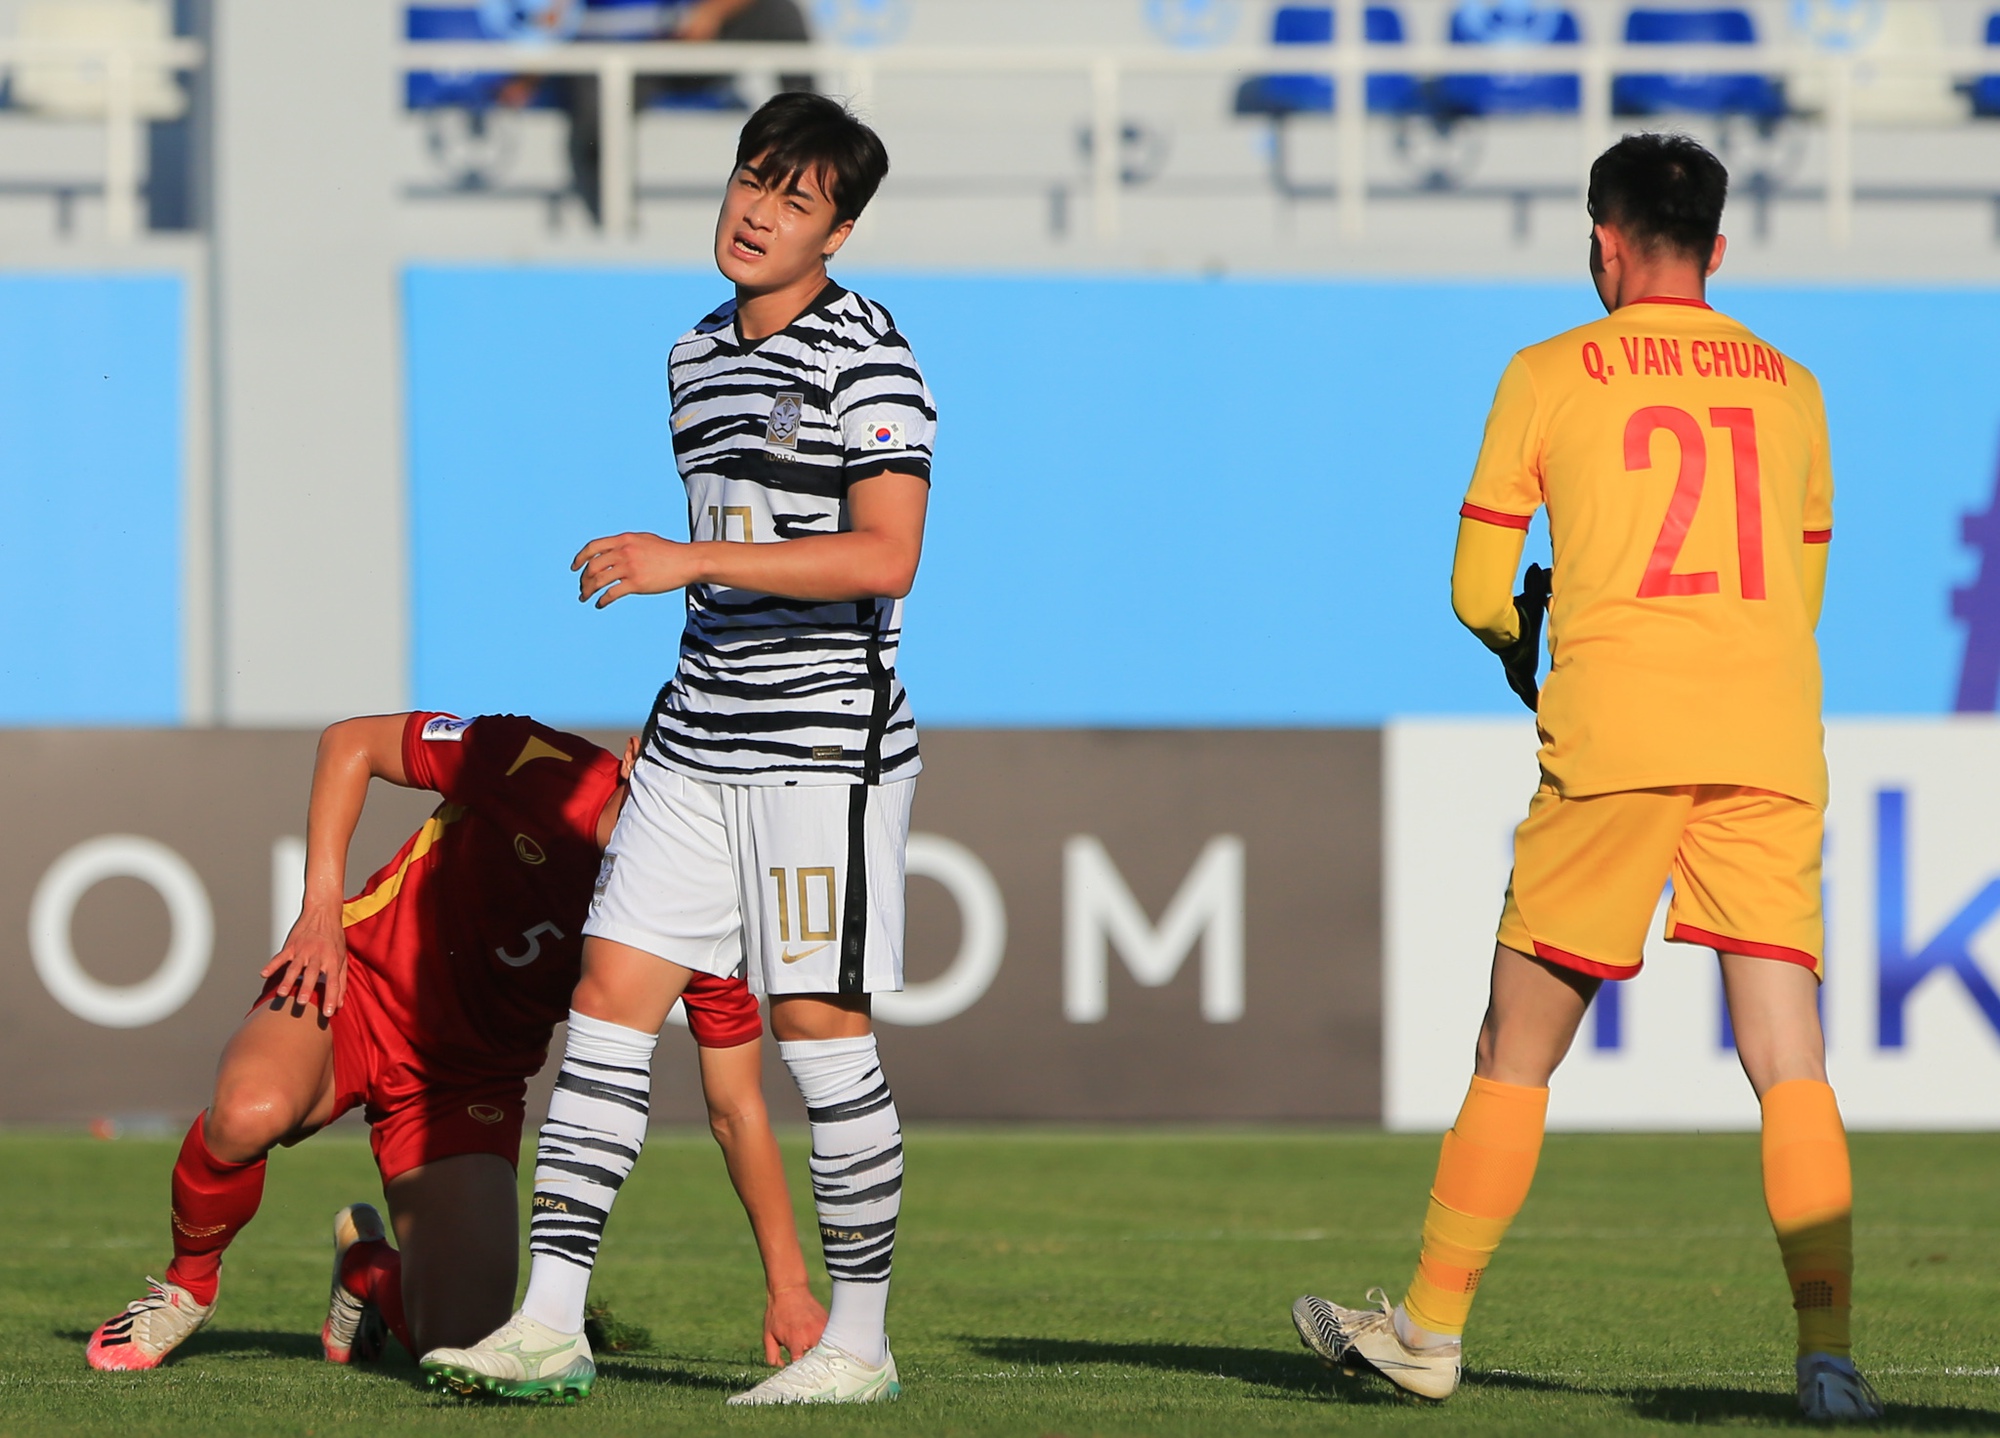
[5,1128,1998,1435]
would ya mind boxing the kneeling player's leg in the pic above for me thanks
[89,996,338,1370]
[176,998,340,1301]
[389,1153,519,1354]
[772,995,901,1368]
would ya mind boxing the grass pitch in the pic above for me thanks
[5,1128,1998,1435]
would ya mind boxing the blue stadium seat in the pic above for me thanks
[1233,6,1423,117]
[1436,3,1581,117]
[1971,12,2000,117]
[1613,8,1784,118]
[405,6,529,110]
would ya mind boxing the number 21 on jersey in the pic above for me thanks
[1626,405,1765,601]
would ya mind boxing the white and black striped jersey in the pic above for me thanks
[645,282,935,787]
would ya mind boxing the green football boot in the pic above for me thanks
[420,1311,595,1403]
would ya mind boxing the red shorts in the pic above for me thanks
[252,971,762,1184]
[681,972,763,1048]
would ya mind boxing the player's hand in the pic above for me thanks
[572,532,703,609]
[620,734,642,781]
[261,901,351,1018]
[762,1282,827,1366]
[1494,563,1552,712]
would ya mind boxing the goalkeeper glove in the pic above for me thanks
[1494,563,1551,712]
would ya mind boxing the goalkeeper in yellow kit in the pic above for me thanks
[1293,134,1880,1422]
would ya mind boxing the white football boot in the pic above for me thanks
[321,1203,387,1363]
[420,1311,595,1403]
[1292,1290,1462,1401]
[1798,1352,1884,1422]
[86,1278,215,1371]
[726,1340,901,1405]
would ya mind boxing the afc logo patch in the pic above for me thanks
[766,391,804,448]
[467,1103,506,1125]
[514,833,547,866]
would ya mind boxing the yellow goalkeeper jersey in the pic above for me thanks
[1461,296,1833,805]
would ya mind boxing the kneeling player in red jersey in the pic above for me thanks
[86,711,825,1377]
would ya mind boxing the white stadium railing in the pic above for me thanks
[398,31,2000,247]
[0,34,204,242]
[0,27,1984,247]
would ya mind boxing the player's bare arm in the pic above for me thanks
[572,471,927,608]
[697,1041,829,1363]
[262,714,410,1017]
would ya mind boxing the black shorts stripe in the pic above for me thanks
[839,784,869,994]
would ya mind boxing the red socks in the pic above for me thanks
[162,1112,413,1358]
[163,1113,267,1306]
[339,1240,414,1357]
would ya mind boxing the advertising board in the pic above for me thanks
[0,727,1381,1127]
[1386,718,2000,1130]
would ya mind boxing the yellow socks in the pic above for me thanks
[1402,1077,1550,1338]
[1761,1079,1854,1358]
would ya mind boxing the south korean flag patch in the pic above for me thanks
[861,419,906,451]
[421,714,471,742]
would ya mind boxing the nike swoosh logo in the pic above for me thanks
[780,944,829,964]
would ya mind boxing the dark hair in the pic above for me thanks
[733,92,890,226]
[1587,133,1728,262]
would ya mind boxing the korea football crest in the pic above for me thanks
[766,391,804,449]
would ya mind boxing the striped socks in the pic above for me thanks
[520,1011,658,1335]
[781,1035,903,1367]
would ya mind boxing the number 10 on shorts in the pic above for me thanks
[768,866,837,943]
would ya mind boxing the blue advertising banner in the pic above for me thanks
[0,274,183,724]
[406,268,2000,729]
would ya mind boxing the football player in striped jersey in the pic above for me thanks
[428,92,930,1408]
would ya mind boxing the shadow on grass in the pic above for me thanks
[59,1326,324,1364]
[965,1335,1383,1403]
[596,1355,747,1393]
[967,1340,2000,1428]
[1477,1368,2000,1430]
[59,1325,435,1388]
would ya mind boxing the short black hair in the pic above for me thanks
[733,92,890,226]
[1587,133,1728,262]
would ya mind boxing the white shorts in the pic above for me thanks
[584,760,913,997]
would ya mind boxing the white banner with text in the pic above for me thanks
[1386,718,2000,1131]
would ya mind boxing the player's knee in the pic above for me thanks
[205,1083,300,1160]
[705,1095,759,1146]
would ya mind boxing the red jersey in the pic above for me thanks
[338,713,757,1084]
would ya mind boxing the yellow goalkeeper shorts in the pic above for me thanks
[1496,784,1824,981]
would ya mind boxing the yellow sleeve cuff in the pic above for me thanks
[1804,536,1828,627]
[1453,516,1529,650]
